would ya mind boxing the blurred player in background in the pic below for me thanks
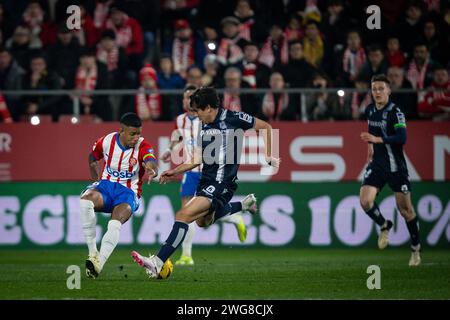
[132,87,280,278]
[80,113,158,278]
[160,85,248,266]
[360,74,421,266]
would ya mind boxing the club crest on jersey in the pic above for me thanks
[129,157,137,166]
[382,111,388,120]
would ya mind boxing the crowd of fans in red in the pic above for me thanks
[0,0,449,123]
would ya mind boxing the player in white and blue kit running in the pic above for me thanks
[160,85,247,266]
[131,87,280,278]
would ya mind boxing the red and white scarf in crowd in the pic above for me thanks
[242,60,257,88]
[135,64,162,120]
[105,15,132,49]
[351,91,372,115]
[258,35,289,68]
[238,18,254,41]
[94,0,113,28]
[342,48,366,81]
[96,46,119,72]
[406,59,429,90]
[262,92,289,120]
[223,92,241,112]
[172,37,195,74]
[135,87,162,120]
[217,37,244,65]
[75,65,97,99]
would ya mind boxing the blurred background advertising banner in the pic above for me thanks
[1,182,449,248]
[0,121,449,182]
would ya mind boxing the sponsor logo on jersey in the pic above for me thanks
[106,166,135,179]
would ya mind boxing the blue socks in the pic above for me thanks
[156,221,189,263]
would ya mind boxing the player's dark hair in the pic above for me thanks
[120,112,142,127]
[190,87,220,110]
[371,74,390,86]
[184,84,197,92]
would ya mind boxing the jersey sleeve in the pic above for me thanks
[230,111,256,131]
[139,140,157,164]
[91,136,105,161]
[390,107,407,130]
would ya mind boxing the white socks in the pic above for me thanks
[181,222,196,257]
[79,199,97,256]
[99,219,122,268]
[221,212,242,225]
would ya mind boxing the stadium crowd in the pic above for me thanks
[0,0,449,123]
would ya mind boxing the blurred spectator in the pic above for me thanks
[222,66,258,115]
[157,55,185,90]
[198,0,235,30]
[5,25,34,71]
[420,18,449,67]
[306,72,347,121]
[136,63,162,121]
[336,30,366,87]
[359,44,389,84]
[285,14,304,42]
[232,0,266,43]
[93,0,114,29]
[261,72,297,121]
[103,4,144,73]
[20,0,57,49]
[418,66,450,120]
[22,53,64,122]
[71,5,100,48]
[164,19,205,79]
[157,54,185,119]
[216,17,246,67]
[321,0,352,52]
[0,47,25,121]
[238,41,270,89]
[387,66,418,120]
[0,93,12,123]
[96,29,128,89]
[386,36,405,67]
[47,25,81,89]
[349,77,372,120]
[405,42,436,89]
[302,20,324,68]
[396,0,425,55]
[74,49,112,121]
[281,40,316,88]
[201,54,220,87]
[259,24,289,70]
[185,65,203,88]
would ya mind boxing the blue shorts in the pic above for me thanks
[83,180,140,213]
[180,171,202,197]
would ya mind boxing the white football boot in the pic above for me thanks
[241,194,257,214]
[131,251,161,279]
[85,252,102,279]
[378,220,393,250]
[409,246,422,267]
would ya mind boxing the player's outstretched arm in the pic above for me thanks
[253,118,281,167]
[160,146,201,184]
[143,160,158,184]
[88,153,100,181]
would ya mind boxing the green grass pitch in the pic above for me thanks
[0,248,449,299]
